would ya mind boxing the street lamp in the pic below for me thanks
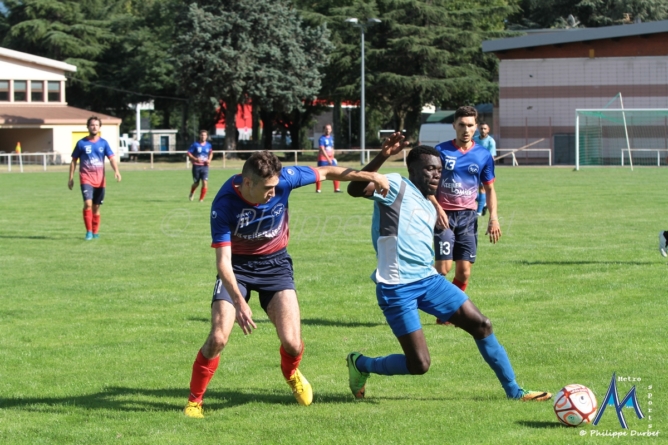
[346,17,381,164]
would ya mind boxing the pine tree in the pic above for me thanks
[172,0,331,150]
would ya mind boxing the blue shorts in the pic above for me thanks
[377,274,468,337]
[80,184,105,205]
[211,248,295,312]
[434,210,478,262]
[192,165,209,182]
[317,158,337,167]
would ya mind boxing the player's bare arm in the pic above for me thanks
[427,195,449,229]
[216,246,257,335]
[67,158,77,190]
[483,182,501,243]
[317,166,390,197]
[109,156,122,182]
[347,132,410,197]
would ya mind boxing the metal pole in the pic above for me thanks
[19,152,23,173]
[360,28,366,165]
[43,153,46,171]
[8,153,11,172]
[619,94,633,171]
[136,103,141,144]
[575,113,580,170]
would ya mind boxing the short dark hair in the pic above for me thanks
[406,145,440,168]
[199,129,208,134]
[454,106,478,122]
[87,116,101,126]
[242,151,282,181]
[479,121,489,128]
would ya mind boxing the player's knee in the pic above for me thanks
[478,316,493,338]
[408,356,431,375]
[280,339,302,357]
[208,330,229,351]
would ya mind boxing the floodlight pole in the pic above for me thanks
[346,18,380,164]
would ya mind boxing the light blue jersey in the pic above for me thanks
[369,173,438,285]
[473,134,496,157]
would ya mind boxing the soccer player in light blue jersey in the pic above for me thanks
[345,134,551,402]
[473,122,497,216]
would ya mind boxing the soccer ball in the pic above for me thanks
[553,384,598,427]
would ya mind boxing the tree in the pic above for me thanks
[508,0,668,29]
[172,0,331,151]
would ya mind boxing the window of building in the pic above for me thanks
[0,81,8,101]
[48,81,61,102]
[31,81,44,102]
[14,80,27,101]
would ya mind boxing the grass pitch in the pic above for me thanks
[0,163,666,444]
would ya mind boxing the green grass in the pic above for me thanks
[0,164,666,444]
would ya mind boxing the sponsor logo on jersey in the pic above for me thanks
[237,209,256,229]
[287,168,295,175]
[272,204,285,217]
[211,211,217,219]
[468,164,479,174]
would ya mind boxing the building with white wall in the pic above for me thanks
[483,20,668,164]
[0,47,121,163]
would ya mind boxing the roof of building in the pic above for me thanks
[0,47,77,73]
[482,19,668,53]
[0,105,122,125]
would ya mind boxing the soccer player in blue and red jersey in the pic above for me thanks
[187,130,213,202]
[431,106,501,303]
[68,116,122,240]
[345,135,550,402]
[315,124,341,193]
[184,151,389,418]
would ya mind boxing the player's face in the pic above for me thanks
[410,154,442,197]
[248,175,280,204]
[479,124,489,138]
[199,132,208,143]
[453,116,477,145]
[87,120,101,137]
[324,125,332,136]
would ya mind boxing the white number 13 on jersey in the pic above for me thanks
[439,241,451,256]
[444,159,456,170]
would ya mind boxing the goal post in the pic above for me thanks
[575,108,668,169]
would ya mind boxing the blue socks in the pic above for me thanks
[477,192,487,214]
[356,354,410,376]
[475,334,521,398]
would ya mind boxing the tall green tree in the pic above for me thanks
[172,0,331,150]
[508,0,668,29]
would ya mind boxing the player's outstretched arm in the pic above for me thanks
[347,132,409,197]
[483,182,501,243]
[317,166,389,197]
[68,158,77,190]
[216,246,257,335]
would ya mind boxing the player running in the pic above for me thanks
[187,130,213,202]
[184,150,389,418]
[68,116,122,240]
[345,136,551,402]
[431,106,500,319]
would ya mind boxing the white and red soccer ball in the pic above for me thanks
[553,384,598,427]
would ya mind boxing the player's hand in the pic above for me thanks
[372,173,390,197]
[68,179,74,190]
[486,219,501,244]
[380,132,410,158]
[234,299,257,335]
[435,206,449,230]
[115,172,122,182]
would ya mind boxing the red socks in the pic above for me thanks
[333,180,341,191]
[92,214,100,234]
[190,184,198,194]
[83,209,93,232]
[452,278,468,291]
[316,182,322,192]
[280,344,303,380]
[200,187,207,201]
[188,350,220,403]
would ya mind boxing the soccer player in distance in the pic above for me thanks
[68,116,122,240]
[315,124,341,193]
[472,122,497,216]
[184,151,390,418]
[187,130,213,202]
[431,106,501,324]
[345,135,551,402]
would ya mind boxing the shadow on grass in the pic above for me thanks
[186,317,385,328]
[0,235,54,240]
[0,386,356,413]
[514,260,653,266]
[516,420,564,429]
